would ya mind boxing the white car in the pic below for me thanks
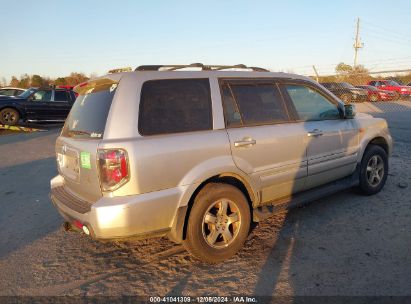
[0,87,25,97]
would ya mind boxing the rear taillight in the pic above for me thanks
[98,149,129,191]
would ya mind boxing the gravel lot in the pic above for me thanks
[0,102,410,297]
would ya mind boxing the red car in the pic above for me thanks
[356,85,396,102]
[57,85,78,97]
[367,80,411,99]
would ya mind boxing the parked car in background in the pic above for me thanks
[320,82,368,103]
[0,87,25,97]
[0,87,76,125]
[50,64,392,263]
[355,85,397,102]
[367,80,411,100]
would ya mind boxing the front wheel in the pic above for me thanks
[370,94,379,102]
[359,145,388,195]
[0,108,20,126]
[183,183,251,263]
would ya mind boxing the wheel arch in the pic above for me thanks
[0,105,24,122]
[368,137,390,155]
[167,172,257,243]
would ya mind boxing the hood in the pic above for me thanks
[356,112,374,119]
[351,87,368,95]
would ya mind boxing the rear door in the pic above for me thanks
[281,82,359,189]
[50,89,73,119]
[221,79,309,204]
[56,79,118,202]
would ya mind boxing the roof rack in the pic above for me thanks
[135,63,269,72]
[108,67,132,74]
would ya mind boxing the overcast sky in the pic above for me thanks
[2,0,411,81]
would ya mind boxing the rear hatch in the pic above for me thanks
[56,78,118,202]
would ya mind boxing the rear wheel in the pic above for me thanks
[183,183,251,263]
[0,108,19,126]
[359,145,388,195]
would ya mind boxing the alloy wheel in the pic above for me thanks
[366,155,384,187]
[202,199,241,249]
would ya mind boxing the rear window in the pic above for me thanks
[138,79,212,136]
[61,82,117,139]
[54,90,69,102]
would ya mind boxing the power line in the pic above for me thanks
[362,19,410,41]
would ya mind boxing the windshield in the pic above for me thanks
[386,80,399,86]
[61,82,117,139]
[18,88,37,98]
[340,82,355,89]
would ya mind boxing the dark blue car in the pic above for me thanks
[0,87,76,125]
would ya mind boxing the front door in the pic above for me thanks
[24,89,53,120]
[282,83,360,189]
[220,79,309,204]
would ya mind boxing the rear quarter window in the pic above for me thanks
[138,79,212,136]
[61,83,117,139]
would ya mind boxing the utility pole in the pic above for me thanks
[353,17,364,68]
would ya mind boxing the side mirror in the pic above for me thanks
[344,104,356,119]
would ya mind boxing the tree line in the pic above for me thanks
[1,72,91,88]
[317,63,411,85]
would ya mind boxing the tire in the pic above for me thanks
[183,183,251,263]
[359,145,388,195]
[341,94,352,104]
[370,94,379,102]
[0,108,20,126]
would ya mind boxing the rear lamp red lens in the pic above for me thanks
[98,149,129,191]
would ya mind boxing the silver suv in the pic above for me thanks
[50,64,392,263]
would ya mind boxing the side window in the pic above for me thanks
[32,90,52,101]
[0,89,15,96]
[138,79,212,136]
[221,84,242,127]
[369,81,375,86]
[285,84,341,121]
[222,82,289,127]
[54,90,69,102]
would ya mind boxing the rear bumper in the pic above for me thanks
[50,175,186,240]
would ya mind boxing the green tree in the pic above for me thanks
[31,74,44,87]
[334,62,371,85]
[9,76,19,87]
[54,77,67,86]
[18,74,30,88]
[335,62,353,75]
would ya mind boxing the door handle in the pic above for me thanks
[307,129,323,137]
[234,138,256,147]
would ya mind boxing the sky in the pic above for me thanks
[1,0,411,82]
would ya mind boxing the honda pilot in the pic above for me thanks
[50,64,392,263]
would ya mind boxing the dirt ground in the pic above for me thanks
[0,102,410,298]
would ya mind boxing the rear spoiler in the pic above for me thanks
[74,78,118,95]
